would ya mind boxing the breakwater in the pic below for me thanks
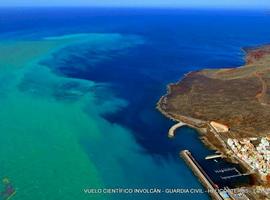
[168,122,186,138]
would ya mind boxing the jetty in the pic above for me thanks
[168,121,186,138]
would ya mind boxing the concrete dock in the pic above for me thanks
[205,154,224,160]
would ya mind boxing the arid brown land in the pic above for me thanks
[158,45,270,139]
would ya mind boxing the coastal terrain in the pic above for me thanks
[158,45,270,200]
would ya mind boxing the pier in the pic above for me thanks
[205,154,224,160]
[168,121,186,138]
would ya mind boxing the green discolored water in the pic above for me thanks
[0,32,207,200]
[0,33,143,200]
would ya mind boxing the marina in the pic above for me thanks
[181,150,224,200]
[181,150,252,200]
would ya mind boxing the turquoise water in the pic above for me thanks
[0,8,270,200]
[0,32,205,200]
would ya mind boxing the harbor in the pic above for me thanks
[181,149,252,200]
[181,150,224,200]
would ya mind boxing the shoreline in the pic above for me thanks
[156,43,270,143]
[157,44,270,198]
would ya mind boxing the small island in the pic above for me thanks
[158,45,270,200]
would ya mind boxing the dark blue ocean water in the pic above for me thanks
[1,8,270,200]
